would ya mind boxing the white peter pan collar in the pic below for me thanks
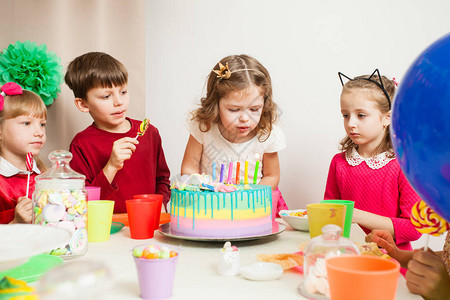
[345,148,395,170]
[0,156,41,177]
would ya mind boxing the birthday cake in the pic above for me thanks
[169,174,273,238]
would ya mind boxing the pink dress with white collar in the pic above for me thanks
[324,149,422,251]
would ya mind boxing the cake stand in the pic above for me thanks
[158,221,286,242]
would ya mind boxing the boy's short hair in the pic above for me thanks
[65,52,128,100]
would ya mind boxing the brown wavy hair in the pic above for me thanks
[0,89,48,171]
[340,74,396,157]
[192,54,277,141]
[65,52,128,100]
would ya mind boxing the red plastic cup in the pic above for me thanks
[126,199,159,239]
[133,194,163,230]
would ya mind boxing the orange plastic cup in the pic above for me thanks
[326,255,400,300]
[133,194,163,230]
[126,199,159,239]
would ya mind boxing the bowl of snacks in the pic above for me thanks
[279,209,309,231]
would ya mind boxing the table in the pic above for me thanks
[74,221,421,300]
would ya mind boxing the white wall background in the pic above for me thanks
[145,1,449,249]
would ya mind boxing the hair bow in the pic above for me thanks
[0,82,23,111]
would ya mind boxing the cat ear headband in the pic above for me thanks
[338,69,392,110]
[0,82,23,111]
[213,62,259,81]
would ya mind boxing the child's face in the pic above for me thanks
[80,84,130,132]
[0,115,46,158]
[218,85,264,143]
[340,89,391,155]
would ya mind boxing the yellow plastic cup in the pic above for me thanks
[306,203,346,238]
[87,200,115,242]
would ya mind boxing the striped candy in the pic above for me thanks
[26,152,33,172]
[410,200,449,236]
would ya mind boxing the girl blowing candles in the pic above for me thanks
[324,70,421,252]
[0,83,47,224]
[181,54,288,216]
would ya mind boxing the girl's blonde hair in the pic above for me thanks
[0,89,47,170]
[192,54,277,141]
[340,75,396,157]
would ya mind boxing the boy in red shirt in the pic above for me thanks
[65,52,170,213]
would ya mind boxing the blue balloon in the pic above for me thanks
[392,33,450,222]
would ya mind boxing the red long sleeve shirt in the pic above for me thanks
[324,153,422,251]
[69,118,171,213]
[0,174,37,224]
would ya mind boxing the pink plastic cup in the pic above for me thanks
[133,194,163,230]
[85,186,101,201]
[126,199,159,239]
[134,254,178,299]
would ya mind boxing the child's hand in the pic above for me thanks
[406,249,450,299]
[12,197,33,223]
[365,229,410,266]
[104,137,138,182]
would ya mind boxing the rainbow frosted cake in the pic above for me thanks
[169,174,273,238]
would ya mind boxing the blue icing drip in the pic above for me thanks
[197,193,200,214]
[177,193,181,228]
[210,196,213,218]
[184,194,187,218]
[231,193,234,220]
[263,190,266,213]
[252,193,255,213]
[192,193,195,229]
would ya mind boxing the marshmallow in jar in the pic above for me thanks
[32,150,88,258]
[299,224,360,299]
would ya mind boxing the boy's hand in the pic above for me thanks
[406,249,450,299]
[11,197,33,223]
[104,137,138,183]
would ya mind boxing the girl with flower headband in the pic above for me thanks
[0,82,47,224]
[181,54,288,215]
[324,70,422,255]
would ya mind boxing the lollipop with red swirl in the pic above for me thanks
[135,118,150,139]
[25,152,33,198]
[410,200,450,250]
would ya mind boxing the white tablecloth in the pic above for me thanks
[74,221,421,300]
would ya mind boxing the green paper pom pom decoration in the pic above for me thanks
[0,41,63,105]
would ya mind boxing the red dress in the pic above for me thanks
[324,150,422,251]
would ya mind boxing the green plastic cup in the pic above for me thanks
[321,200,355,238]
[87,200,115,242]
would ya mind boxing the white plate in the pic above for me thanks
[158,222,286,242]
[279,209,309,231]
[0,224,71,271]
[240,262,283,281]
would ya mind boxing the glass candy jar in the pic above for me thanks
[299,224,360,299]
[32,150,88,258]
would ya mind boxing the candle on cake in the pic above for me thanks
[219,164,225,183]
[244,161,249,185]
[235,162,240,184]
[253,153,261,184]
[227,162,233,184]
[212,162,217,181]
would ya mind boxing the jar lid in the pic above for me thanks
[305,224,360,256]
[36,150,86,181]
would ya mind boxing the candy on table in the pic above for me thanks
[290,211,307,217]
[33,189,88,255]
[135,118,151,138]
[133,245,178,259]
[0,276,37,299]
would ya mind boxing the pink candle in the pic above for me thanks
[227,162,233,184]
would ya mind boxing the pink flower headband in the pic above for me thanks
[0,82,23,111]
